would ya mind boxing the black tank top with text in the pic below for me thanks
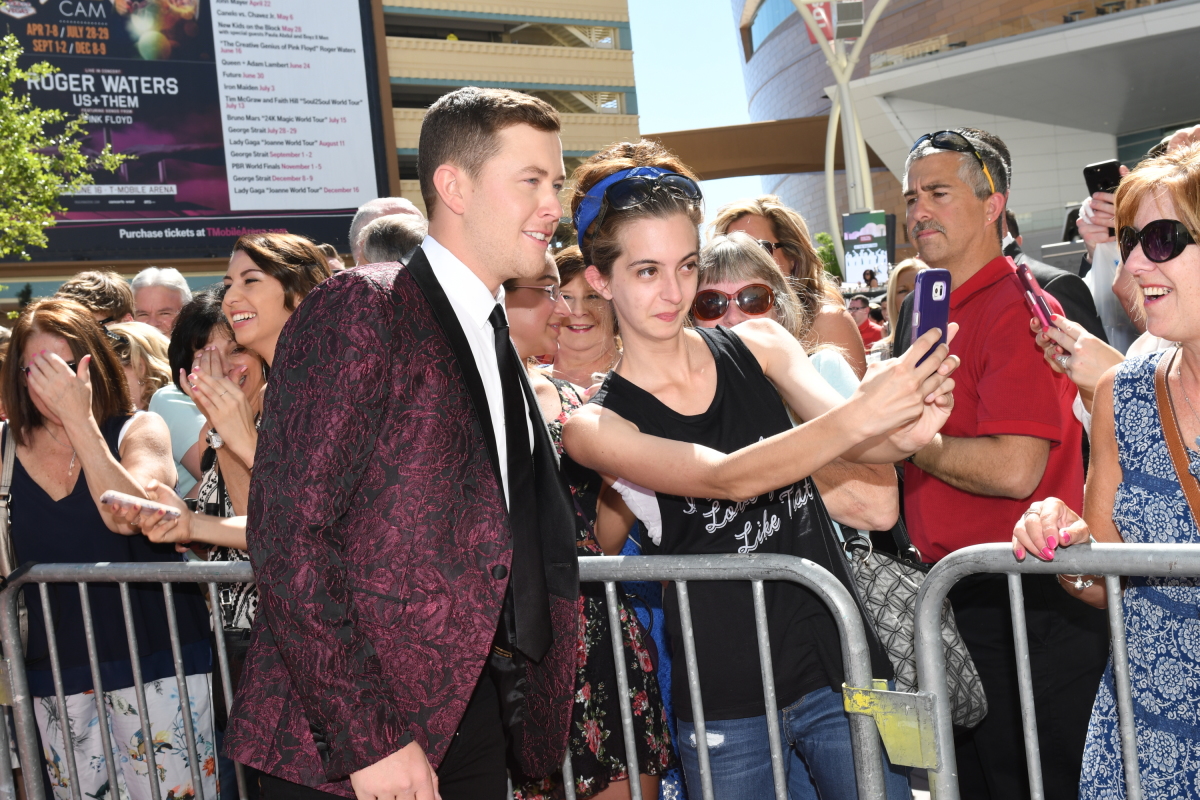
[592,325,892,720]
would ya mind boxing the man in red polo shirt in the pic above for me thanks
[898,129,1109,800]
[848,294,884,347]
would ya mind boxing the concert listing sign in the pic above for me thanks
[4,0,390,261]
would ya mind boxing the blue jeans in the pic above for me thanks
[676,686,910,800]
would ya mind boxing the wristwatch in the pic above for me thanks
[206,428,224,450]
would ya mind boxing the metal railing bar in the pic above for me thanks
[602,581,641,800]
[561,744,576,800]
[674,580,713,800]
[207,581,248,800]
[751,580,787,800]
[40,582,82,800]
[0,706,15,800]
[119,582,162,800]
[3,563,256,586]
[78,583,122,800]
[161,583,205,800]
[1006,573,1044,800]
[1105,575,1142,800]
[2,579,46,800]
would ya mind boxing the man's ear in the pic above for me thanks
[432,163,469,217]
[584,265,613,301]
[985,193,1006,228]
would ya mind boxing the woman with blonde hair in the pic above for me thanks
[875,258,926,360]
[711,195,867,376]
[1013,142,1200,797]
[108,320,171,410]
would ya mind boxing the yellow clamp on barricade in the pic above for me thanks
[842,681,939,770]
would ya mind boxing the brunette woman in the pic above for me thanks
[552,246,621,387]
[105,234,330,580]
[712,195,867,376]
[562,141,959,800]
[507,255,672,800]
[4,298,216,800]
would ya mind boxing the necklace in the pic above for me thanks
[44,427,77,478]
[1174,354,1200,451]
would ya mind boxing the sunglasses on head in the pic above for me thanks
[911,130,997,196]
[587,173,702,263]
[692,284,775,322]
[1119,219,1196,264]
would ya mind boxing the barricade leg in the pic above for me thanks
[39,583,82,800]
[674,581,714,800]
[1105,576,1142,800]
[0,706,16,800]
[208,582,248,800]
[79,583,123,800]
[750,581,787,800]
[602,582,642,800]
[1006,574,1044,800]
[119,582,163,800]
[162,584,207,800]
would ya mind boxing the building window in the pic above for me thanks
[750,0,797,52]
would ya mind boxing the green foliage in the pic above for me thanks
[815,231,841,278]
[0,34,129,259]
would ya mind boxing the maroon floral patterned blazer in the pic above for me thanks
[224,251,579,795]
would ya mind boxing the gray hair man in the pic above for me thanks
[349,196,423,265]
[360,214,429,265]
[131,267,192,334]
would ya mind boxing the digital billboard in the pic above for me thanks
[3,0,390,262]
[841,209,891,284]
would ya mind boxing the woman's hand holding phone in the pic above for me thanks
[103,481,194,551]
[1032,315,1124,412]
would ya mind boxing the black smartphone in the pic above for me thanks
[911,269,951,366]
[1083,159,1122,197]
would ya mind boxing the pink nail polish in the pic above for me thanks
[1061,532,1071,545]
[1015,546,1026,560]
[1042,547,1055,560]
[1047,534,1058,550]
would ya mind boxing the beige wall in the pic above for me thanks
[392,0,628,23]
[394,108,639,153]
[387,37,635,88]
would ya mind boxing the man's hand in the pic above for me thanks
[349,741,440,800]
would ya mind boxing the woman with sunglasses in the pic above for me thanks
[1013,143,1200,798]
[562,140,959,800]
[2,298,217,800]
[504,254,673,800]
[711,196,868,378]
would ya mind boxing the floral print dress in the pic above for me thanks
[514,377,674,799]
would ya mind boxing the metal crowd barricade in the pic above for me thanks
[0,561,255,800]
[0,554,902,800]
[573,553,895,800]
[912,541,1200,800]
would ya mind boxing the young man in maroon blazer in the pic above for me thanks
[224,88,579,800]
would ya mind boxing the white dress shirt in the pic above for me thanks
[422,234,531,507]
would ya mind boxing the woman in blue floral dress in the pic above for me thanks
[1014,143,1200,798]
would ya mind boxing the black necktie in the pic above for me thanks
[489,304,552,661]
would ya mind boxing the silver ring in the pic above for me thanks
[1055,353,1070,368]
[1022,510,1039,519]
[219,391,229,397]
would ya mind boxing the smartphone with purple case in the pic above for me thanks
[1015,262,1057,332]
[911,268,952,366]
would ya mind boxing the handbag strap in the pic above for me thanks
[0,422,14,506]
[1154,349,1200,533]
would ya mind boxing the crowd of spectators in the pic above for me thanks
[3,96,1199,800]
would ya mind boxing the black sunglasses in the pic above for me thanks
[692,284,775,321]
[911,131,996,195]
[588,174,702,262]
[1119,219,1196,264]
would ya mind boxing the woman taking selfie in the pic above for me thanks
[1013,144,1200,797]
[505,255,673,800]
[4,298,215,800]
[562,141,959,800]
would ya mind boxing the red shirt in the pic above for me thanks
[858,317,884,347]
[903,256,1083,562]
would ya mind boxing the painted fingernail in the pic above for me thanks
[1015,546,1026,560]
[1061,532,1071,545]
[1047,534,1058,550]
[1042,547,1055,560]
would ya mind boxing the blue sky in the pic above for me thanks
[628,0,766,223]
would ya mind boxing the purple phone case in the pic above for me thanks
[911,269,952,365]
